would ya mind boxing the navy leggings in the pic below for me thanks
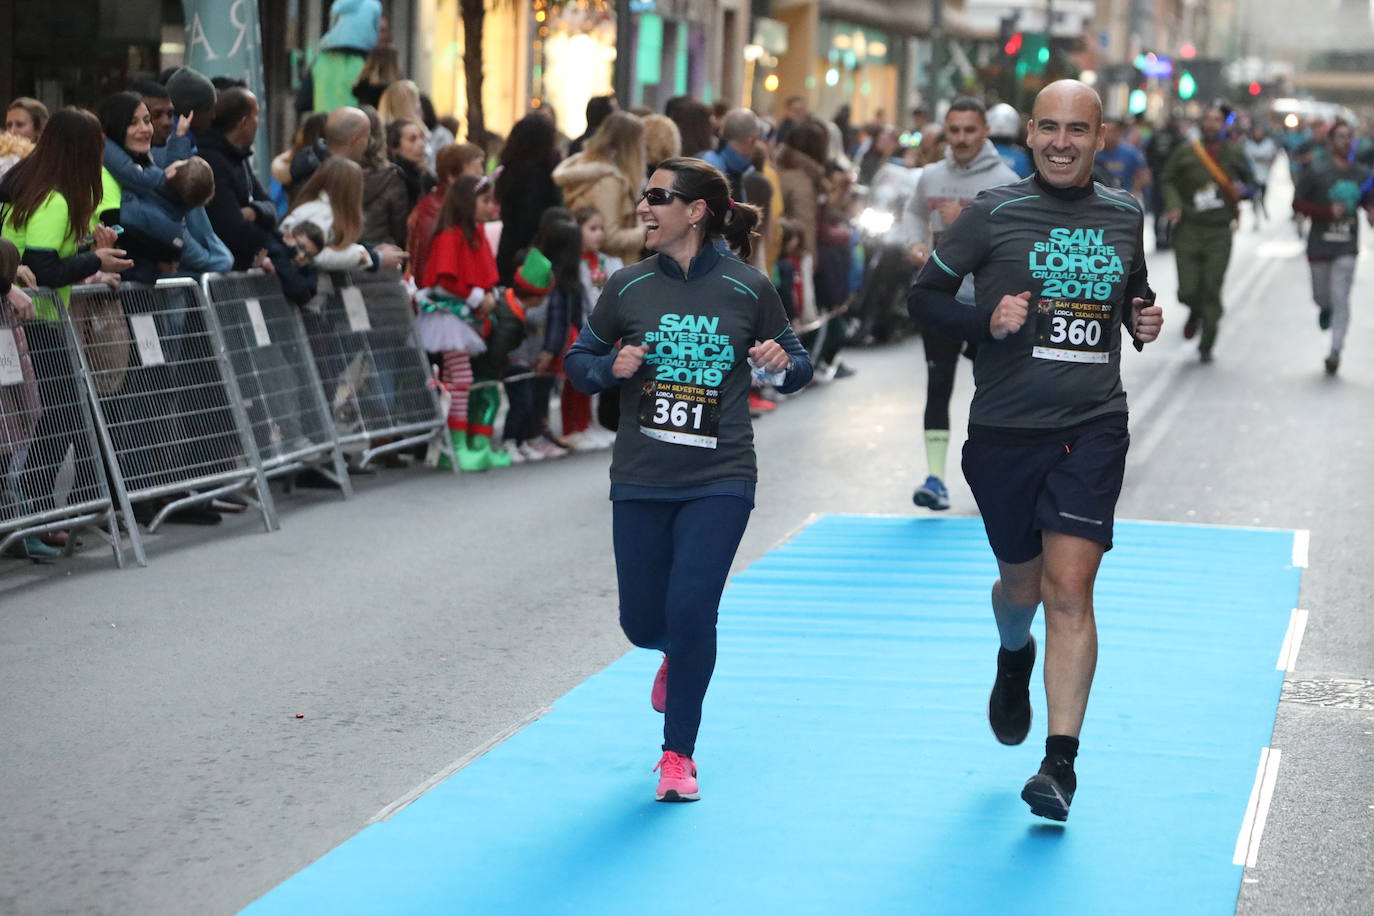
[612,496,752,758]
[922,329,962,431]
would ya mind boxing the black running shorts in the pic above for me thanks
[961,417,1130,564]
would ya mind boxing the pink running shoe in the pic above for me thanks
[654,750,699,802]
[651,656,668,713]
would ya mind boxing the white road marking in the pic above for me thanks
[1254,240,1306,260]
[770,512,822,552]
[1291,529,1310,568]
[1276,608,1310,672]
[1234,746,1283,868]
[1125,255,1279,474]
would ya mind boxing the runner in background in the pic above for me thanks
[899,98,1018,511]
[1291,121,1374,375]
[1243,122,1280,225]
[1094,119,1150,199]
[1160,104,1254,363]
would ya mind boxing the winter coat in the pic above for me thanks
[361,160,409,247]
[197,131,279,269]
[280,194,372,271]
[495,165,561,285]
[552,153,645,262]
[776,146,826,256]
[406,184,445,283]
[390,155,435,213]
[320,0,381,52]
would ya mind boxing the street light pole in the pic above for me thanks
[615,0,633,105]
[927,0,943,115]
[1045,0,1055,74]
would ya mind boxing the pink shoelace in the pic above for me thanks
[654,751,689,779]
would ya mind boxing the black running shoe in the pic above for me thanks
[988,636,1035,745]
[1318,308,1332,330]
[1022,755,1077,822]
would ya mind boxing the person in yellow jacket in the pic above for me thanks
[0,107,130,558]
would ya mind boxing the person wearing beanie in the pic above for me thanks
[165,67,218,138]
[499,245,567,462]
[513,247,553,297]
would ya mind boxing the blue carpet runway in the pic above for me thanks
[242,516,1303,915]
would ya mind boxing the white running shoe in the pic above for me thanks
[501,441,526,464]
[562,431,595,452]
[533,436,569,458]
[517,441,546,462]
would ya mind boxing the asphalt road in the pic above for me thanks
[2,168,1371,915]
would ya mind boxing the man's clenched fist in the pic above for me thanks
[990,291,1032,340]
[1131,298,1164,344]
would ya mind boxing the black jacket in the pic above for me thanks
[198,132,317,304]
[495,166,562,285]
[198,131,278,270]
[290,139,329,189]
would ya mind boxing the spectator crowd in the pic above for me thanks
[0,6,1360,561]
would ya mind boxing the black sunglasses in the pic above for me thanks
[639,187,693,207]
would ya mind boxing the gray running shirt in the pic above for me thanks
[585,252,792,487]
[931,177,1147,430]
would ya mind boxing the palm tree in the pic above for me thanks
[460,0,488,143]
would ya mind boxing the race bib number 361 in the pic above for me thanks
[638,380,721,449]
[1033,298,1111,364]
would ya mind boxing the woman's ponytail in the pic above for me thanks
[720,200,762,262]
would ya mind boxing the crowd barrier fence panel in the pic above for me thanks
[0,289,123,565]
[202,272,352,496]
[304,271,454,471]
[68,279,278,566]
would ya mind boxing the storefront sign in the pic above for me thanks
[180,0,270,180]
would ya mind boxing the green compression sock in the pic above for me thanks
[925,429,951,480]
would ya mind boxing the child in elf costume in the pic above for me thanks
[418,173,508,471]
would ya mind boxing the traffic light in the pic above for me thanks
[1248,81,1262,96]
[999,15,1020,56]
[1178,70,1197,100]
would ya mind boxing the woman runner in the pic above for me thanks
[565,157,813,802]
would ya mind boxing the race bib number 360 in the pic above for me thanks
[1033,298,1111,364]
[638,380,721,449]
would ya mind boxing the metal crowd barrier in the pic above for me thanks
[794,305,849,363]
[303,271,452,470]
[202,272,351,495]
[68,279,278,566]
[0,290,123,565]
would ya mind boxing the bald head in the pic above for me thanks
[325,107,371,161]
[1032,80,1103,130]
[1027,80,1106,188]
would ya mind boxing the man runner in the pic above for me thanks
[900,97,1018,511]
[909,79,1163,821]
[1160,105,1252,362]
[1290,120,1373,375]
